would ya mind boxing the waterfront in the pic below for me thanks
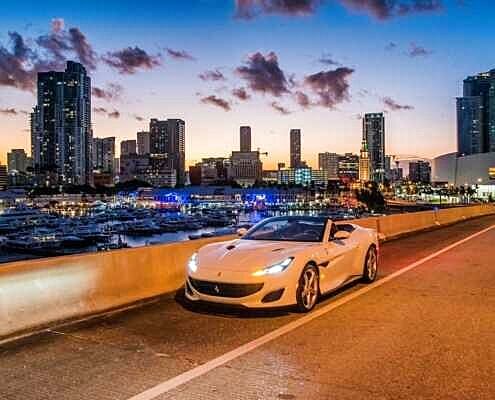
[0,201,366,264]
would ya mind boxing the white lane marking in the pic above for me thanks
[127,224,495,400]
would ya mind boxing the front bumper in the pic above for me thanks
[185,271,297,308]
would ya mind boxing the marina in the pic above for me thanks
[0,199,364,264]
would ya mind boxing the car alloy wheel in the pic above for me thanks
[363,246,378,283]
[296,264,319,312]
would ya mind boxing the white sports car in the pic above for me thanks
[185,216,379,312]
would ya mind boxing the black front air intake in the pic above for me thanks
[189,278,263,298]
[261,288,285,303]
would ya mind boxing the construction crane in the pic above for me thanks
[257,147,268,157]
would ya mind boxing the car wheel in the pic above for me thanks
[295,264,319,313]
[362,246,378,283]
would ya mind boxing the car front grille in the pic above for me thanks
[189,278,263,298]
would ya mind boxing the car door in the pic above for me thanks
[318,223,360,293]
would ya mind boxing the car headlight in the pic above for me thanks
[188,252,198,273]
[252,257,294,277]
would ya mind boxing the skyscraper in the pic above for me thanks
[93,137,115,174]
[409,161,431,184]
[137,131,150,155]
[7,149,30,173]
[149,118,186,185]
[318,152,339,180]
[121,140,137,156]
[240,126,251,152]
[363,113,385,183]
[457,69,495,155]
[338,153,360,181]
[290,129,301,168]
[0,165,7,190]
[32,61,92,186]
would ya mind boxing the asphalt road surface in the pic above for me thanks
[1,215,494,400]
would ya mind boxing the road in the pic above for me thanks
[1,215,494,400]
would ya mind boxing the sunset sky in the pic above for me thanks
[0,0,494,169]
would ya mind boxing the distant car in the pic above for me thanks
[185,216,379,312]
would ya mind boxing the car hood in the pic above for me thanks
[197,239,317,273]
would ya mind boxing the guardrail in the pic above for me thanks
[1,203,494,341]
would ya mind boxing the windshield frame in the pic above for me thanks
[242,216,329,243]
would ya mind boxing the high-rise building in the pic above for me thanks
[149,119,186,185]
[240,126,251,152]
[363,113,385,183]
[359,138,370,182]
[32,61,92,186]
[190,158,229,186]
[338,153,359,181]
[457,69,495,155]
[0,165,7,190]
[229,151,262,187]
[390,167,403,183]
[318,152,339,180]
[409,161,431,184]
[290,129,301,168]
[7,149,30,173]
[277,167,327,187]
[137,131,150,155]
[457,97,483,156]
[121,140,137,156]
[93,137,115,174]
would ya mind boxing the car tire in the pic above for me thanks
[295,264,319,313]
[362,245,378,283]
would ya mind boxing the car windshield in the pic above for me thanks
[243,217,327,242]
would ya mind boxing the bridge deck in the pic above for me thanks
[1,215,495,400]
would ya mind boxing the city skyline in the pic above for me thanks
[1,1,494,169]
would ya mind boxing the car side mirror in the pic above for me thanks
[237,228,248,237]
[333,230,351,240]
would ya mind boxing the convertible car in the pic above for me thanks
[185,216,379,312]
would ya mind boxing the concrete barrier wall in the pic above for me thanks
[375,210,438,240]
[0,235,235,340]
[1,204,494,341]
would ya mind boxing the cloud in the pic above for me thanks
[93,107,108,114]
[134,114,145,122]
[108,110,120,118]
[102,46,161,74]
[235,51,289,97]
[200,95,231,111]
[68,28,97,70]
[408,42,433,57]
[339,0,443,20]
[166,48,195,61]
[385,42,398,51]
[93,106,120,118]
[232,87,251,101]
[0,22,100,92]
[92,82,123,101]
[318,53,341,66]
[198,69,226,81]
[35,30,71,68]
[303,67,354,108]
[357,88,370,97]
[0,107,28,116]
[0,31,37,91]
[35,24,97,70]
[294,90,311,108]
[235,0,321,19]
[382,96,414,111]
[270,101,291,114]
[234,0,442,20]
[51,18,65,33]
